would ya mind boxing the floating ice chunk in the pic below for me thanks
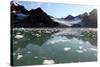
[64,47,71,51]
[17,55,23,60]
[35,34,41,37]
[12,11,16,13]
[76,50,83,53]
[79,46,83,49]
[45,30,50,33]
[43,60,55,64]
[50,41,55,44]
[89,48,97,51]
[22,28,25,30]
[34,56,38,59]
[15,35,24,39]
[16,32,21,35]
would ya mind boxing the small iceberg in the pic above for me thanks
[15,35,24,39]
[79,46,83,49]
[35,34,41,37]
[76,50,84,53]
[43,59,55,64]
[64,47,71,51]
[89,48,97,51]
[17,54,23,60]
[16,32,21,35]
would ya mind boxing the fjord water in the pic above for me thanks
[12,28,97,66]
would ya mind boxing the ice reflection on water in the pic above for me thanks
[12,28,97,66]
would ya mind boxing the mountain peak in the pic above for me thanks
[35,7,44,12]
[11,1,18,6]
[36,7,42,10]
[65,15,74,20]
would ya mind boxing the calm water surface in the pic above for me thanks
[12,28,97,66]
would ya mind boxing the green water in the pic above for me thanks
[12,28,97,66]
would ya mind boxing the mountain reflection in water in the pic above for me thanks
[12,28,97,66]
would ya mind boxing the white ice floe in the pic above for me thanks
[35,34,41,37]
[15,35,24,39]
[50,41,55,44]
[16,32,21,35]
[34,56,38,59]
[64,47,71,51]
[12,11,16,13]
[45,30,50,33]
[17,55,23,60]
[79,46,83,49]
[21,28,25,30]
[43,60,55,65]
[76,50,84,53]
[89,48,97,51]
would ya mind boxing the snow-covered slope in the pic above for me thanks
[51,17,82,26]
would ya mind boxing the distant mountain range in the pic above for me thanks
[11,1,97,28]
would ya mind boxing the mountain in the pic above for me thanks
[11,1,29,14]
[67,9,97,28]
[26,7,59,27]
[11,1,29,27]
[64,15,75,20]
[11,1,68,28]
[80,9,97,28]
[11,1,97,28]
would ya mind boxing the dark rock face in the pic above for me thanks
[71,24,81,27]
[26,8,59,27]
[80,9,97,28]
[11,1,60,28]
[75,14,83,19]
[72,9,97,28]
[11,1,29,28]
[65,15,75,20]
[11,1,29,15]
[89,9,97,28]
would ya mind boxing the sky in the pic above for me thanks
[15,1,97,18]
